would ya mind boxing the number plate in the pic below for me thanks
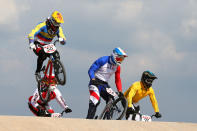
[106,88,117,97]
[43,44,57,53]
[141,115,152,122]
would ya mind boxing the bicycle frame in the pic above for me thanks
[43,56,55,84]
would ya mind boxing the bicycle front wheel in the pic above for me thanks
[53,59,66,85]
[110,97,128,120]
[99,97,127,120]
[37,81,51,104]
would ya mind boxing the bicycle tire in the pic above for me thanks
[37,81,51,104]
[99,97,127,120]
[53,59,66,85]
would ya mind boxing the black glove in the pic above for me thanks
[118,91,124,98]
[155,112,162,118]
[60,41,66,45]
[126,107,135,116]
[64,107,72,113]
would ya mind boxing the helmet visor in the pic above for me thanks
[146,78,153,84]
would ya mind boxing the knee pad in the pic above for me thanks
[89,85,100,105]
[89,99,100,107]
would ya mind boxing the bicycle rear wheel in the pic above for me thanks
[37,81,51,104]
[99,97,127,120]
[53,59,66,85]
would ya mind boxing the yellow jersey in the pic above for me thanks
[124,81,159,112]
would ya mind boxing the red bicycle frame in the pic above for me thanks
[43,59,54,84]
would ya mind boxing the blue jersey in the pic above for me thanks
[88,56,122,92]
[88,56,117,82]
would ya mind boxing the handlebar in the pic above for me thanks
[60,110,65,117]
[53,40,59,46]
[36,40,59,48]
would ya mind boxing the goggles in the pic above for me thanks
[51,18,60,27]
[146,78,153,83]
[115,56,125,63]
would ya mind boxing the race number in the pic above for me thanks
[141,115,152,122]
[43,44,57,53]
[106,88,117,97]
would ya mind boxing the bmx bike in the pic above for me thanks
[36,40,66,103]
[95,88,128,120]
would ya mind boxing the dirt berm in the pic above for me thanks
[0,116,197,131]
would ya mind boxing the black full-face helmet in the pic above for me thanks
[141,71,157,89]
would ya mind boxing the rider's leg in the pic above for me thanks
[33,49,47,73]
[86,100,100,119]
[100,85,114,104]
[86,84,100,119]
[28,102,49,117]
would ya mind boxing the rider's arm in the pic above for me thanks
[124,85,137,108]
[53,88,69,109]
[57,27,66,42]
[115,65,122,92]
[88,56,108,80]
[149,88,159,112]
[28,22,45,43]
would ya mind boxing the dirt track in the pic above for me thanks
[0,116,197,131]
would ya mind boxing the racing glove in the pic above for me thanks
[59,37,66,45]
[64,107,72,113]
[126,107,135,119]
[29,42,36,50]
[118,91,124,98]
[155,112,162,118]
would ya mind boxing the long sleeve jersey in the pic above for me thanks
[29,88,68,110]
[28,21,66,45]
[88,56,122,92]
[124,81,159,112]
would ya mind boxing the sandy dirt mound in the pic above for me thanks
[0,116,197,131]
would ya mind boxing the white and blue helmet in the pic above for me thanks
[111,47,128,65]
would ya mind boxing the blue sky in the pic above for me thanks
[0,0,197,123]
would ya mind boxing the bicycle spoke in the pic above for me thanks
[110,98,127,120]
[53,59,66,85]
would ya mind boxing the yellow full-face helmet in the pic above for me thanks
[47,11,64,35]
[51,11,64,25]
